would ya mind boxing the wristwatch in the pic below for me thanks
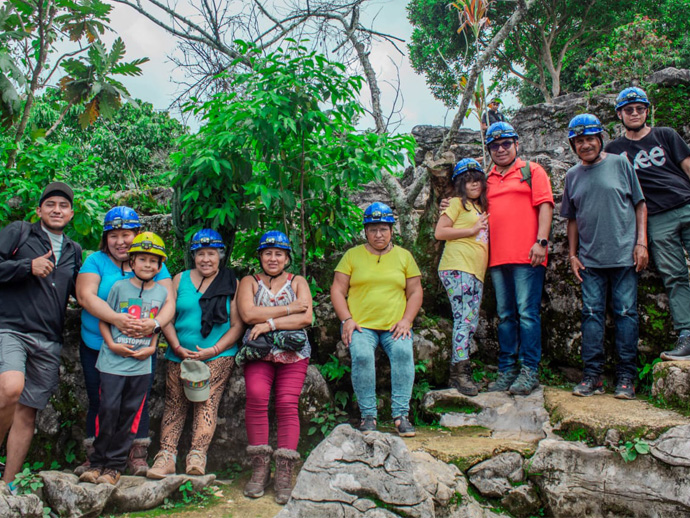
[153,319,162,334]
[536,238,548,247]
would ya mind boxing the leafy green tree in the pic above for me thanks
[579,16,679,88]
[408,0,637,105]
[173,42,413,275]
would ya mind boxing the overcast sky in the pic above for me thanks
[105,0,482,134]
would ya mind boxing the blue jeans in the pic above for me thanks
[349,328,414,419]
[580,266,638,379]
[490,265,545,371]
[80,340,155,439]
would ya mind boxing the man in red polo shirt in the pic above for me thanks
[484,122,554,395]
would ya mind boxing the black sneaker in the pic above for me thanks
[572,376,604,397]
[359,416,377,433]
[394,415,416,437]
[660,335,690,361]
[614,377,635,400]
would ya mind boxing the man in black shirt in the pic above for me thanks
[481,98,507,131]
[606,87,690,361]
[0,182,82,487]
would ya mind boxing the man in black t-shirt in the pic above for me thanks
[606,87,690,361]
[481,98,507,131]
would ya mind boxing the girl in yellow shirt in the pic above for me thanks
[435,159,489,396]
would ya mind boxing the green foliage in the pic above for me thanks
[579,16,678,88]
[318,354,351,383]
[173,41,413,273]
[13,465,44,495]
[308,394,350,438]
[555,426,592,444]
[638,356,662,395]
[161,481,216,510]
[615,438,650,462]
[649,83,690,133]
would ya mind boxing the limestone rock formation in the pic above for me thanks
[650,424,690,467]
[652,361,690,411]
[467,452,524,498]
[529,436,690,517]
[647,66,690,87]
[277,425,435,517]
[0,482,44,518]
[40,471,215,517]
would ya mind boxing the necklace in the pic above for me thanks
[367,242,393,264]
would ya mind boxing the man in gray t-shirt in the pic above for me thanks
[560,114,648,400]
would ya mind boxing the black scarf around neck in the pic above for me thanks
[199,267,237,338]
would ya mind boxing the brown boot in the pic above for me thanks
[449,360,478,396]
[74,437,95,476]
[273,448,300,505]
[243,445,273,498]
[127,438,151,476]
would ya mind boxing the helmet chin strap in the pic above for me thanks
[133,272,149,297]
[261,268,285,289]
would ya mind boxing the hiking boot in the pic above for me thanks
[146,450,176,479]
[359,416,377,433]
[273,449,300,505]
[572,376,604,397]
[449,360,479,396]
[614,377,636,400]
[127,438,150,476]
[96,468,121,485]
[74,437,95,476]
[660,335,690,361]
[78,466,103,484]
[393,415,416,437]
[509,365,540,396]
[487,365,520,392]
[186,450,207,476]
[243,445,273,498]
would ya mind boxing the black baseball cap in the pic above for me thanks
[40,182,74,206]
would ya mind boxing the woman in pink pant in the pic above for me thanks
[237,231,312,505]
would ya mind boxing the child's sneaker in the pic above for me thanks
[96,468,121,485]
[509,366,539,396]
[614,377,635,400]
[572,376,604,397]
[394,415,416,437]
[487,365,520,392]
[79,467,103,484]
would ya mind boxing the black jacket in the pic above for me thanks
[0,221,82,342]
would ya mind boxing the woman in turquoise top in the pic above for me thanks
[147,229,244,478]
[75,206,175,476]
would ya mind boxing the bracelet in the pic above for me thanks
[569,256,578,261]
[341,316,352,325]
[212,345,219,356]
[635,243,647,249]
[267,318,276,331]
[287,306,291,316]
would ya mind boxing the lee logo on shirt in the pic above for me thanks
[621,146,666,170]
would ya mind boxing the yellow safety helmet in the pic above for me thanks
[129,232,167,260]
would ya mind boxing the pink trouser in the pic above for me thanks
[244,358,309,450]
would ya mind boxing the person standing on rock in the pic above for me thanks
[435,159,489,396]
[75,206,175,477]
[481,98,507,132]
[562,114,648,399]
[605,87,690,362]
[78,232,168,486]
[147,229,243,479]
[483,122,554,395]
[331,202,423,435]
[0,182,82,489]
[237,231,313,505]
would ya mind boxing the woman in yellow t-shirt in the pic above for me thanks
[435,159,489,396]
[331,202,423,437]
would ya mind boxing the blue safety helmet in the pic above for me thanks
[103,206,141,232]
[363,202,395,226]
[615,87,650,111]
[190,228,225,252]
[257,231,292,252]
[452,158,484,181]
[567,114,604,139]
[485,122,518,145]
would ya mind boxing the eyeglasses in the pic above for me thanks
[488,140,514,152]
[366,227,391,235]
[569,124,602,136]
[622,106,647,115]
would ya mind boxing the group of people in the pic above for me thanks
[0,84,688,505]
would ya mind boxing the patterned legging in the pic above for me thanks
[158,356,234,455]
[439,270,484,364]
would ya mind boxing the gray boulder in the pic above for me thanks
[500,484,542,518]
[0,482,44,518]
[652,361,690,411]
[647,67,690,87]
[650,424,690,467]
[529,438,690,517]
[467,452,524,498]
[277,424,435,518]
